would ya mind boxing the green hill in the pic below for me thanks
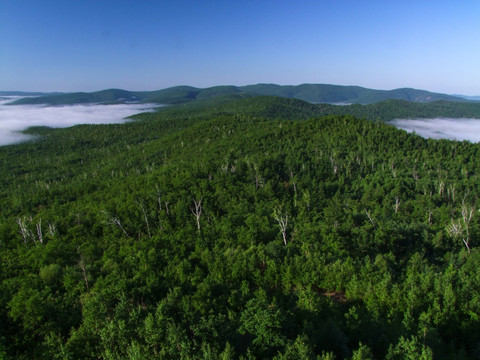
[150,94,480,122]
[2,96,480,358]
[240,83,467,104]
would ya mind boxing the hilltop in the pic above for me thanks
[2,96,480,358]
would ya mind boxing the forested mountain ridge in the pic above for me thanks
[240,83,466,104]
[7,83,471,105]
[1,96,480,359]
[152,95,480,122]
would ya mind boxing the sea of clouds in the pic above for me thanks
[0,97,158,146]
[391,118,480,143]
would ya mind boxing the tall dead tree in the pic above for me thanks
[364,208,376,228]
[48,222,56,237]
[137,201,151,239]
[17,216,40,245]
[394,197,401,214]
[36,219,43,244]
[460,199,475,253]
[77,247,89,290]
[446,219,468,253]
[446,198,475,253]
[290,171,298,207]
[251,162,264,188]
[273,207,289,246]
[103,211,129,237]
[190,198,203,231]
[330,155,338,175]
[448,183,456,203]
[156,188,170,215]
[17,217,32,245]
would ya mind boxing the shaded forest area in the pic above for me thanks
[1,96,480,359]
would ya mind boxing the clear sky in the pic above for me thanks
[2,0,480,94]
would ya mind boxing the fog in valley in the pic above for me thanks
[391,118,480,143]
[0,97,157,146]
[2,96,480,146]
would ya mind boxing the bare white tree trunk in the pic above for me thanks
[112,217,129,237]
[446,197,475,253]
[103,211,129,237]
[394,197,401,214]
[77,247,89,290]
[273,208,289,246]
[437,180,445,197]
[446,219,467,252]
[330,155,338,175]
[48,223,56,237]
[252,162,263,188]
[138,202,151,238]
[190,198,203,230]
[461,198,475,253]
[18,217,36,245]
[17,217,29,244]
[448,183,456,203]
[364,208,376,227]
[36,220,43,244]
[390,159,396,178]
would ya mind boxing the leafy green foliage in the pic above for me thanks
[1,96,480,358]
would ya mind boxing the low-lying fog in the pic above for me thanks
[2,97,480,146]
[0,97,158,146]
[391,118,480,143]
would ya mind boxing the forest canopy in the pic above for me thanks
[1,96,480,359]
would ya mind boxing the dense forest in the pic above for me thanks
[1,96,480,359]
[152,95,480,122]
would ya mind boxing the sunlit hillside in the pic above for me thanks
[1,96,480,359]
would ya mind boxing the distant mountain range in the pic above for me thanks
[0,91,53,97]
[452,94,480,101]
[4,84,476,105]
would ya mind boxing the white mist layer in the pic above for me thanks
[391,118,480,143]
[0,98,159,146]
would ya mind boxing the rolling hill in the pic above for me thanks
[2,95,480,358]
[144,94,480,122]
[7,83,470,106]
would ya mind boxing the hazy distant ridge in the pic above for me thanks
[453,94,480,101]
[0,91,54,97]
[7,84,470,105]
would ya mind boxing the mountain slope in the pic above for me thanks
[240,83,466,104]
[1,96,480,358]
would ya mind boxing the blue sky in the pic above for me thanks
[2,0,480,94]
